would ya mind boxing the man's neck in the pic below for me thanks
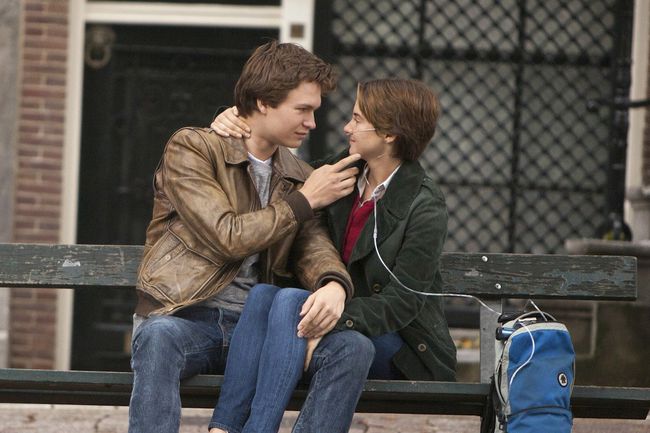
[241,118,278,161]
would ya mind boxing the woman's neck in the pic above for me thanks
[365,156,401,188]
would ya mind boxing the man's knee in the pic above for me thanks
[322,331,375,373]
[346,332,375,370]
[132,316,182,361]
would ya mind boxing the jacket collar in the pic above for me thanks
[378,159,425,219]
[328,157,426,263]
[222,136,309,183]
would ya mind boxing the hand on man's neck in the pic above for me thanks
[241,115,278,161]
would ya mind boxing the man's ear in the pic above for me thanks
[384,134,396,144]
[256,99,268,114]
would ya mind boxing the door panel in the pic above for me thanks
[74,24,277,371]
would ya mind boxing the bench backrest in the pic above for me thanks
[0,242,637,382]
[0,243,637,300]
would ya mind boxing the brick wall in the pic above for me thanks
[10,0,69,369]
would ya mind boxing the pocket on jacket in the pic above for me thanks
[141,231,219,303]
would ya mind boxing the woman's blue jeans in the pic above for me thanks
[128,306,239,433]
[210,284,402,433]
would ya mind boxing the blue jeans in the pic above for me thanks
[210,284,311,433]
[128,306,239,433]
[368,332,406,380]
[211,284,398,433]
[293,330,403,433]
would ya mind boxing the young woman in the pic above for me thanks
[209,78,456,433]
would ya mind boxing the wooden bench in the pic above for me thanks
[1,243,649,425]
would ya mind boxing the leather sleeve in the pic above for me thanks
[291,212,354,299]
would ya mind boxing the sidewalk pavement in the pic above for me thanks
[0,404,649,433]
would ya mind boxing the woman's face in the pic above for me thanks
[343,99,389,161]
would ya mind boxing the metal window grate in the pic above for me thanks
[313,0,629,254]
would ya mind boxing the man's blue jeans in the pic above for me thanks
[128,306,239,433]
[210,284,396,433]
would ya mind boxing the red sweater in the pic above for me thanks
[342,194,375,264]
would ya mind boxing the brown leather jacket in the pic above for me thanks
[135,127,353,316]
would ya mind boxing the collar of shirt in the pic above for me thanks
[247,152,273,166]
[357,163,402,203]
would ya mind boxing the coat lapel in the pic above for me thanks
[327,189,355,252]
[328,159,427,267]
[347,200,398,264]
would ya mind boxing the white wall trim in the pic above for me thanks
[625,0,650,239]
[627,0,649,191]
[280,0,315,50]
[86,1,281,28]
[57,0,86,370]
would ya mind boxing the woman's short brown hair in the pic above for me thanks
[357,78,440,161]
[234,40,337,117]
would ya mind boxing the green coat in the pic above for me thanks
[321,152,457,381]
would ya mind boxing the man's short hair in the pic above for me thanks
[234,40,337,117]
[357,78,440,161]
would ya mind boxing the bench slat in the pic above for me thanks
[0,243,637,300]
[0,369,648,419]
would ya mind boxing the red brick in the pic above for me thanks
[25,27,45,37]
[47,2,68,14]
[19,135,63,147]
[22,87,65,99]
[23,113,65,123]
[18,147,40,158]
[21,97,41,109]
[24,64,66,75]
[42,173,63,183]
[25,2,45,12]
[24,38,67,50]
[15,207,60,218]
[46,26,68,39]
[43,124,64,135]
[46,51,67,62]
[18,160,62,171]
[25,13,67,26]
[44,98,66,111]
[38,221,60,231]
[14,234,59,243]
[14,0,69,370]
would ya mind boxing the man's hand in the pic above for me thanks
[304,336,323,372]
[211,106,250,138]
[297,281,346,338]
[300,154,361,210]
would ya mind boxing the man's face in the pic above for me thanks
[259,81,321,149]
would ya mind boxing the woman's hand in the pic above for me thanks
[304,336,323,371]
[297,281,346,338]
[211,106,251,138]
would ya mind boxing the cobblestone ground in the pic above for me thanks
[0,405,649,433]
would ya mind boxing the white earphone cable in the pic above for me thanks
[371,202,501,315]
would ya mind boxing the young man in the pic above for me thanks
[128,41,361,433]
